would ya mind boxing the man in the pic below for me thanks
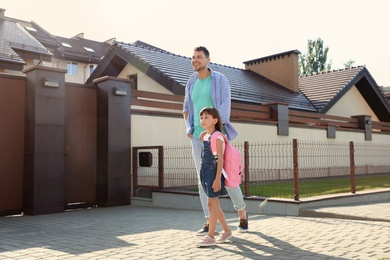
[183,46,249,235]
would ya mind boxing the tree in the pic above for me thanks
[299,38,332,76]
[343,59,355,68]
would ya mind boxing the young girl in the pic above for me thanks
[196,107,232,247]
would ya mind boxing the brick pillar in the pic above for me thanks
[23,65,66,215]
[94,76,131,207]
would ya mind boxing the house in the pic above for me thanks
[52,34,113,83]
[299,67,390,122]
[87,40,390,147]
[87,41,390,116]
[90,41,390,118]
[0,8,113,83]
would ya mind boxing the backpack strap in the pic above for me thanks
[209,130,228,156]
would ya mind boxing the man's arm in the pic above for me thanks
[183,112,192,138]
[218,75,232,125]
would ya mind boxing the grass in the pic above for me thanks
[244,174,390,199]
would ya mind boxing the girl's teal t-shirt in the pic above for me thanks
[191,75,213,139]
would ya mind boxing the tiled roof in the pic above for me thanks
[6,16,111,64]
[299,66,390,120]
[300,66,366,111]
[0,19,52,67]
[53,35,111,63]
[107,42,316,111]
[6,17,59,48]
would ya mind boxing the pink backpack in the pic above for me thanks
[210,131,242,187]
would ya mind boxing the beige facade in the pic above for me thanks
[49,58,97,84]
[3,56,98,84]
[327,86,379,122]
[119,64,174,94]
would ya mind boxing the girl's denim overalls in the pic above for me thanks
[200,139,226,198]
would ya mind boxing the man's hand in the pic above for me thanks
[199,130,207,140]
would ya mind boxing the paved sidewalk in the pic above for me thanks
[1,203,389,260]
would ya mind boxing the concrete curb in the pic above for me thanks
[299,208,390,222]
[131,189,390,219]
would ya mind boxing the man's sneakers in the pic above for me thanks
[196,235,216,247]
[196,223,209,236]
[237,214,248,233]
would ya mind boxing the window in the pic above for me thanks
[25,26,37,32]
[84,47,95,52]
[61,42,72,48]
[89,64,96,76]
[67,62,78,75]
[129,74,138,89]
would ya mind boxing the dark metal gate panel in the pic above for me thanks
[65,85,97,209]
[0,75,25,216]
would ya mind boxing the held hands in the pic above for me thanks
[187,130,206,139]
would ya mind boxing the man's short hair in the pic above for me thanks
[194,46,209,58]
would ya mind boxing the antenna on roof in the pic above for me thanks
[0,8,5,20]
[72,33,84,39]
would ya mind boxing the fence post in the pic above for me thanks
[132,147,138,196]
[244,141,250,197]
[293,139,299,201]
[349,141,356,194]
[158,146,164,190]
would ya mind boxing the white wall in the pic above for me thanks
[131,113,390,147]
[131,115,188,147]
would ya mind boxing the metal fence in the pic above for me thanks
[133,140,390,200]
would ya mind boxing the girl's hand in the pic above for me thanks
[212,179,221,192]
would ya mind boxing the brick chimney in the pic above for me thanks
[244,50,300,93]
[0,8,5,19]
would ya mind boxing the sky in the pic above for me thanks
[2,0,390,86]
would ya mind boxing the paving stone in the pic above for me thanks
[0,204,389,259]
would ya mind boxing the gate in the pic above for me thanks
[0,75,25,216]
[64,84,97,209]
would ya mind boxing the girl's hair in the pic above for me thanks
[199,107,223,132]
